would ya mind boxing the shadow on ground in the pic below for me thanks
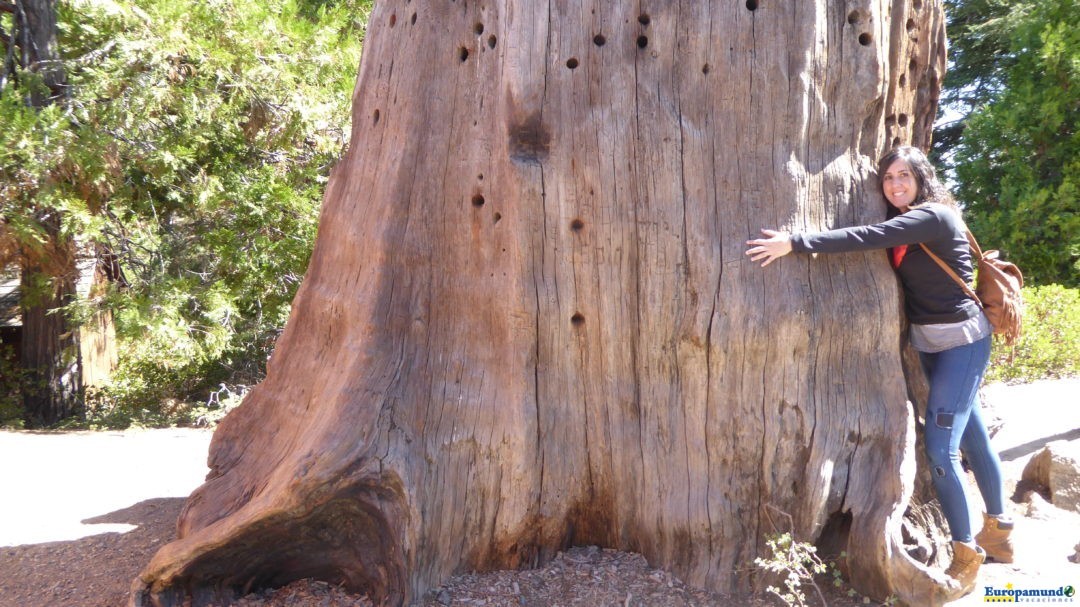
[0,498,184,607]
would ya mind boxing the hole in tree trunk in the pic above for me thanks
[472,194,485,208]
[474,22,484,35]
[858,32,873,46]
[638,13,651,25]
[571,219,584,231]
[459,47,470,61]
[488,35,497,49]
[746,0,759,10]
[636,35,648,49]
[566,57,579,69]
[815,510,853,565]
[571,313,585,326]
[593,34,606,46]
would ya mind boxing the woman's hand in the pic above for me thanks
[745,229,793,267]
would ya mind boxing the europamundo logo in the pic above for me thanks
[983,583,1076,602]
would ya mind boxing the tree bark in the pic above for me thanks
[77,248,118,389]
[134,1,952,605]
[14,0,65,105]
[19,216,80,426]
[19,275,80,425]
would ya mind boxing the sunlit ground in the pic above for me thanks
[0,428,211,546]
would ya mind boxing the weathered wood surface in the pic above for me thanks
[19,218,81,427]
[133,1,952,605]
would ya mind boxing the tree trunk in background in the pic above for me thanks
[134,2,950,605]
[14,0,81,426]
[14,0,65,105]
[76,246,119,389]
[19,234,80,426]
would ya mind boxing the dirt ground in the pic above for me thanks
[1,378,1078,607]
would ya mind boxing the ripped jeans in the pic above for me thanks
[919,335,1004,543]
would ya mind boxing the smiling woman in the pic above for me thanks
[746,145,1013,598]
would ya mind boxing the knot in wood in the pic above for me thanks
[508,111,551,165]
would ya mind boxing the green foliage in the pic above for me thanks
[1,0,371,423]
[986,284,1080,383]
[0,346,28,429]
[934,0,1013,154]
[76,369,247,429]
[937,0,1080,287]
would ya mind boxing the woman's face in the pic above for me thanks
[881,159,918,212]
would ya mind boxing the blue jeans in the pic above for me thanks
[919,335,1004,542]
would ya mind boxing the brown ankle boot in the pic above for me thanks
[975,512,1015,563]
[944,541,985,595]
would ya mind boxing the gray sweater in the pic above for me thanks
[789,204,982,324]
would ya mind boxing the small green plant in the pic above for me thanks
[756,536,902,607]
[754,532,828,607]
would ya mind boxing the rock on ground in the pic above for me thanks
[1021,440,1080,514]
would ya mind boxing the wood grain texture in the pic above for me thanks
[132,2,955,605]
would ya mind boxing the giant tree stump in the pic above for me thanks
[132,1,953,605]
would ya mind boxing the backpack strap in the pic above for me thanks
[964,228,985,260]
[918,242,984,308]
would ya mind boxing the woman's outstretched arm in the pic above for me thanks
[747,205,956,268]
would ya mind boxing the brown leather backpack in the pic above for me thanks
[919,231,1024,345]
